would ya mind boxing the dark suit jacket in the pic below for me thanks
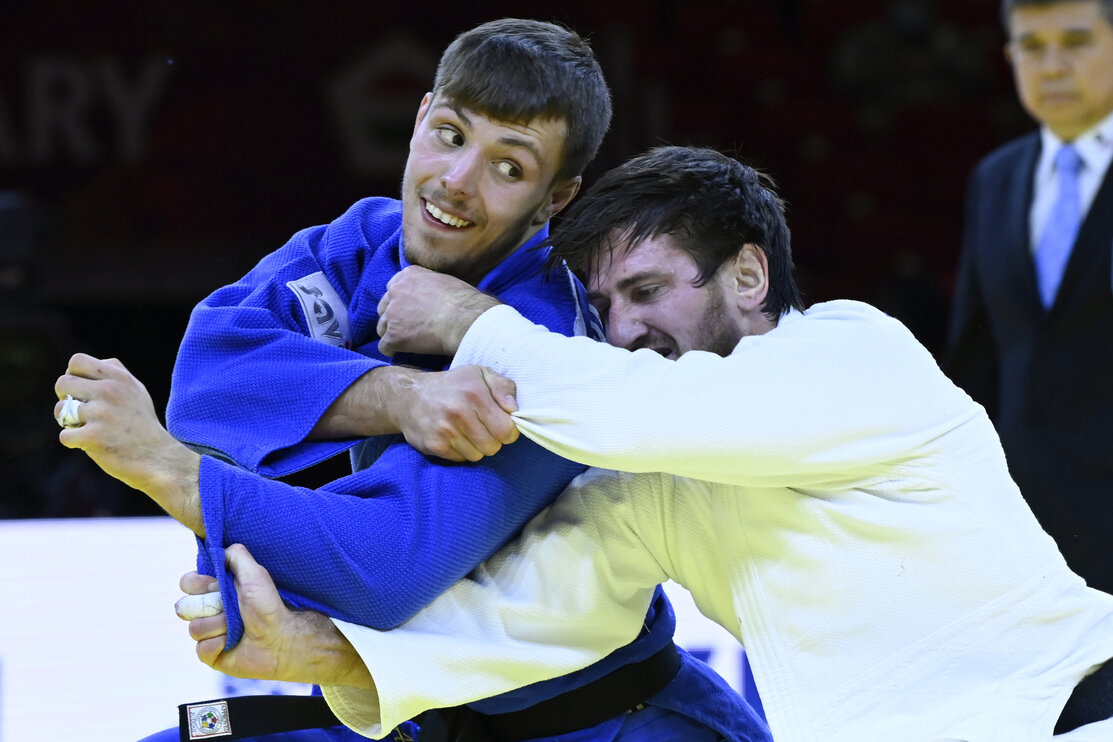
[946,131,1113,594]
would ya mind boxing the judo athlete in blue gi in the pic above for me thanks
[55,18,770,742]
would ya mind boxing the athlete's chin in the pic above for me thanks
[403,243,475,280]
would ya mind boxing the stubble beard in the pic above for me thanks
[402,185,543,285]
[693,287,743,358]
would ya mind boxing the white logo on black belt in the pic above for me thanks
[186,700,232,739]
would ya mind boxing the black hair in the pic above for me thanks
[548,146,804,321]
[1000,0,1113,30]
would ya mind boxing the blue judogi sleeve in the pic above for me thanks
[196,432,586,633]
[167,198,602,646]
[167,198,404,476]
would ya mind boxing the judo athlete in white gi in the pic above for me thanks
[169,146,1113,741]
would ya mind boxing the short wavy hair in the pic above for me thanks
[433,18,612,181]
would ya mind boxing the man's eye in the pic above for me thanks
[1062,33,1093,49]
[632,285,662,301]
[436,127,464,146]
[495,161,522,179]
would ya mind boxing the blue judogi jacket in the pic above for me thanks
[166,198,770,740]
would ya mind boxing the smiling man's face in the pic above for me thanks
[400,93,579,285]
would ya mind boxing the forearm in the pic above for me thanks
[145,445,206,537]
[308,366,420,440]
[284,611,375,690]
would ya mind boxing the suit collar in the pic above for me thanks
[1005,135,1042,305]
[1041,141,1113,315]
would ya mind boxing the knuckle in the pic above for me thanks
[441,407,465,426]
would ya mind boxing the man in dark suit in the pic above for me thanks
[947,0,1113,593]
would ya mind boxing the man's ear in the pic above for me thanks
[730,243,770,310]
[411,92,434,138]
[532,176,582,225]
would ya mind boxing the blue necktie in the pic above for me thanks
[1035,144,1084,308]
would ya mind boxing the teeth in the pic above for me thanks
[426,201,472,228]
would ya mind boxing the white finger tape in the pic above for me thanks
[56,394,83,429]
[175,590,224,620]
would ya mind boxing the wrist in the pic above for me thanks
[147,442,205,536]
[375,366,422,434]
[314,367,417,440]
[446,295,500,354]
[289,612,375,690]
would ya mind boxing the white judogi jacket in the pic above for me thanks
[323,301,1113,742]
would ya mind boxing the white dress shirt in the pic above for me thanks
[1030,108,1113,253]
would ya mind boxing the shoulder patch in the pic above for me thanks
[286,271,352,348]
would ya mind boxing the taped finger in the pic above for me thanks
[56,395,85,429]
[175,590,224,620]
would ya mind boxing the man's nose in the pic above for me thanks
[605,308,646,350]
[1039,45,1072,76]
[441,148,482,198]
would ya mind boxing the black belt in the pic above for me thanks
[176,642,681,741]
[1055,656,1113,734]
[178,695,341,740]
[418,641,681,742]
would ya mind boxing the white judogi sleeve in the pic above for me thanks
[321,469,670,737]
[450,301,977,489]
